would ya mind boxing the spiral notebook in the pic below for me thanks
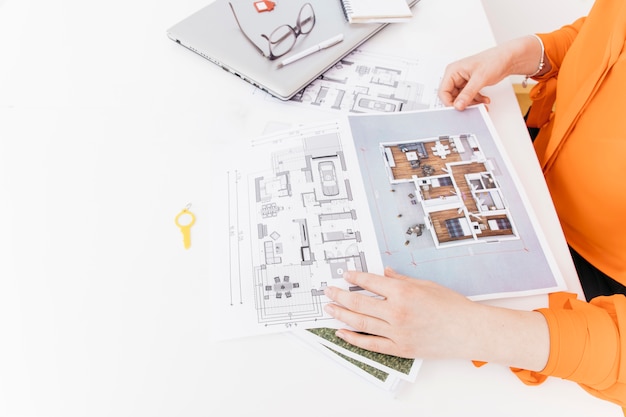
[340,0,413,23]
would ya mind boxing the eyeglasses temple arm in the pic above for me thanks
[228,2,266,57]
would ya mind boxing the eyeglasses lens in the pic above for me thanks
[268,25,296,57]
[266,3,316,58]
[297,3,315,34]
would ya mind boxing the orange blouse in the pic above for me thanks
[515,0,626,406]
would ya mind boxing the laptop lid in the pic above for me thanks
[167,0,419,100]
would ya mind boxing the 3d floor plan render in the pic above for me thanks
[380,134,518,249]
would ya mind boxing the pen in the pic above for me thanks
[277,34,344,68]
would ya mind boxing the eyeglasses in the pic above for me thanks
[229,2,316,61]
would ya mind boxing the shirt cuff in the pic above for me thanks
[536,293,619,390]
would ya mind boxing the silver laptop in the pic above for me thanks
[167,0,419,100]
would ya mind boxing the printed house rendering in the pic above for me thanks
[380,134,518,248]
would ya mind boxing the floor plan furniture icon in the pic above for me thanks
[266,276,300,299]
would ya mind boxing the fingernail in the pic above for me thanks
[454,99,465,110]
[335,330,346,340]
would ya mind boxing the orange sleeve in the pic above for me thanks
[535,17,585,77]
[514,292,626,406]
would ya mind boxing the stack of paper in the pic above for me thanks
[293,328,421,390]
[207,104,565,389]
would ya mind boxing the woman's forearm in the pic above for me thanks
[323,269,551,371]
[502,35,551,78]
[469,304,550,371]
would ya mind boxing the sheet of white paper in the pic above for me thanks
[208,118,384,340]
[254,48,446,114]
[344,105,566,300]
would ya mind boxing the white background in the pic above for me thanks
[0,0,621,416]
[482,0,593,42]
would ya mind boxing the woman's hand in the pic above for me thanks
[323,268,483,359]
[438,46,511,110]
[324,267,550,371]
[438,36,549,110]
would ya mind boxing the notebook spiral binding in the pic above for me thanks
[339,0,353,21]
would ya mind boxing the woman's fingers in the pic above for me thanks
[333,329,404,357]
[323,299,389,336]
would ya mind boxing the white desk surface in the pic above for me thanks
[0,0,621,415]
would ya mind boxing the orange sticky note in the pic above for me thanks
[254,1,275,12]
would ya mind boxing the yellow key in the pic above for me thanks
[175,208,196,249]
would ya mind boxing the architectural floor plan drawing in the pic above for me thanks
[250,137,368,326]
[215,121,383,339]
[257,49,443,113]
[209,105,566,340]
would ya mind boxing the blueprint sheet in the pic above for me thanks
[255,48,445,113]
[209,118,383,340]
[208,105,566,341]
